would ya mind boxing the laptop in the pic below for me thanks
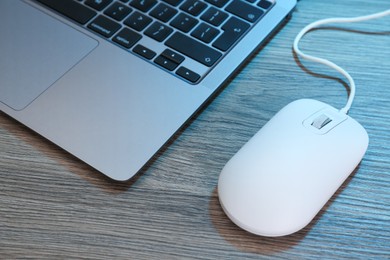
[0,0,296,181]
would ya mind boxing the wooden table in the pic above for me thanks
[1,0,389,258]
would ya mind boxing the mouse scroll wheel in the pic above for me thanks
[311,114,333,129]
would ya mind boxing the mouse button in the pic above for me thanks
[311,114,332,129]
[303,108,348,135]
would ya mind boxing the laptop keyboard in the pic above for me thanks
[36,0,274,83]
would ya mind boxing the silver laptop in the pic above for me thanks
[0,0,296,180]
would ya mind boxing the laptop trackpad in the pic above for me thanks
[0,1,98,110]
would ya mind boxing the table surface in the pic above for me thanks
[1,0,389,259]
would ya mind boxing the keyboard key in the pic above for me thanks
[154,56,179,71]
[166,32,222,67]
[170,13,198,33]
[180,0,207,16]
[191,23,219,43]
[85,0,112,11]
[130,0,157,12]
[150,3,178,22]
[226,0,264,23]
[104,2,132,21]
[201,7,228,26]
[125,11,153,31]
[113,28,142,48]
[145,22,173,42]
[161,49,185,64]
[176,67,200,82]
[163,0,184,6]
[36,0,97,25]
[133,44,156,59]
[258,0,273,9]
[88,15,121,37]
[213,17,250,51]
[204,0,229,8]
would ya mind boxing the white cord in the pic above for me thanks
[293,9,390,114]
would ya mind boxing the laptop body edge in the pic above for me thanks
[0,0,297,181]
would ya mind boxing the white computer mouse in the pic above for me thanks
[218,99,369,237]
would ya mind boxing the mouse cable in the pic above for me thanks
[293,9,390,114]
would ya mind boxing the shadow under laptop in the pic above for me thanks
[208,165,359,255]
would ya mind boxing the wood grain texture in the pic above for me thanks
[1,0,389,259]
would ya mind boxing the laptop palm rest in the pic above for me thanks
[0,0,97,111]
